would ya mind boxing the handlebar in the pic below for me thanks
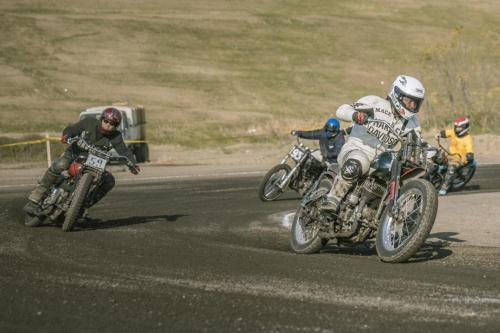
[67,135,134,166]
[436,136,461,158]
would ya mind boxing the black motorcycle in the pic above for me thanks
[425,137,477,192]
[290,119,438,263]
[23,135,134,232]
[258,138,330,201]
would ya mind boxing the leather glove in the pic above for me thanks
[129,165,141,175]
[60,134,69,144]
[466,152,474,163]
[352,109,374,125]
[290,130,298,136]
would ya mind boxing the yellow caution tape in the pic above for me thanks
[0,137,148,148]
[0,139,47,148]
[125,140,147,144]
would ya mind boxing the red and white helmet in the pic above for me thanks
[454,117,470,137]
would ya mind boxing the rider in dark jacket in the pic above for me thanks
[28,107,140,207]
[291,117,347,164]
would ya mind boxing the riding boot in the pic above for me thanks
[320,176,352,211]
[28,170,59,204]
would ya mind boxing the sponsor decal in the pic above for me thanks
[366,119,400,146]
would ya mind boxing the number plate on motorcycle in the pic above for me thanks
[290,147,305,162]
[85,154,106,171]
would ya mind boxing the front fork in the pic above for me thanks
[276,152,307,191]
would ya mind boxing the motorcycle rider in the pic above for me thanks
[435,116,474,196]
[290,117,347,164]
[27,107,140,210]
[322,74,426,211]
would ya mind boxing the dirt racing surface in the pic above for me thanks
[1,164,500,332]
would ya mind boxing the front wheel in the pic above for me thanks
[258,164,292,202]
[450,165,476,191]
[62,173,93,232]
[376,179,438,263]
[290,205,325,254]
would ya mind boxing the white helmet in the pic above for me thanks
[388,75,425,120]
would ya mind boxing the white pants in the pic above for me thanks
[337,137,378,175]
[328,137,379,199]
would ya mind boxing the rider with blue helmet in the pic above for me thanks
[291,117,347,164]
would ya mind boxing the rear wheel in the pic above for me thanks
[376,179,438,263]
[258,164,292,202]
[134,143,149,163]
[62,173,93,232]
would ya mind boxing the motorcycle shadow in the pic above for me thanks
[408,241,454,263]
[73,214,189,232]
[321,237,455,263]
[451,184,480,194]
[321,241,376,257]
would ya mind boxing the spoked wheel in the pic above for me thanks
[290,203,325,254]
[62,173,93,232]
[376,179,438,263]
[450,165,476,191]
[258,164,291,202]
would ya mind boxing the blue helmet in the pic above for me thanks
[324,117,340,132]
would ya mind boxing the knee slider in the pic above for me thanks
[341,159,362,181]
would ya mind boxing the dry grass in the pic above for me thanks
[0,0,498,149]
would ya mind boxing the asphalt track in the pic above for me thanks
[1,165,499,332]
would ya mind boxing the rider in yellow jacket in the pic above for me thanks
[435,117,474,195]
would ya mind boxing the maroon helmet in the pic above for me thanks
[100,107,122,134]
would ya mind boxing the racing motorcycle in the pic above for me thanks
[290,119,438,263]
[258,138,329,201]
[424,137,477,192]
[23,134,135,232]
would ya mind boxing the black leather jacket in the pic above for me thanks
[63,117,136,164]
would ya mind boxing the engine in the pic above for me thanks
[361,178,385,202]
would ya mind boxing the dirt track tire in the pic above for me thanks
[450,165,476,191]
[258,164,291,202]
[290,206,324,254]
[62,173,93,232]
[134,143,149,163]
[376,179,438,263]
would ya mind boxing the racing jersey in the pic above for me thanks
[441,128,473,164]
[336,95,421,149]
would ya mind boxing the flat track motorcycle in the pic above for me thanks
[258,138,329,202]
[425,137,477,192]
[290,119,438,263]
[23,135,134,232]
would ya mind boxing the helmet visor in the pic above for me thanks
[102,118,118,127]
[401,95,422,113]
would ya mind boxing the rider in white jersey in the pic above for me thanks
[322,75,426,211]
